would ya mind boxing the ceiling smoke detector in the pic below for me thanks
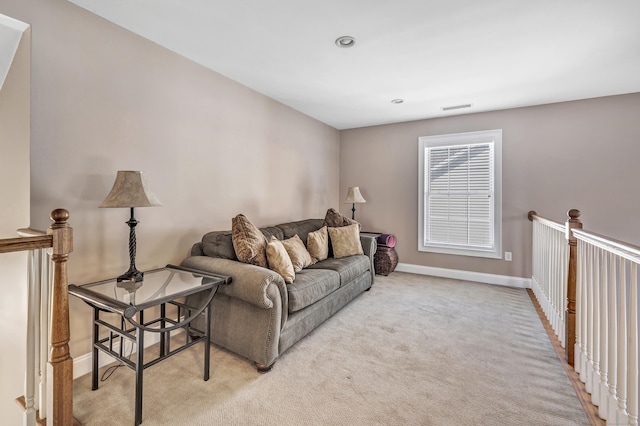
[335,36,355,48]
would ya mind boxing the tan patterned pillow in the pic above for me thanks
[231,214,268,268]
[323,208,361,229]
[266,236,295,284]
[281,234,313,272]
[327,224,364,259]
[307,226,329,263]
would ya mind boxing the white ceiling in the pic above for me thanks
[67,0,640,130]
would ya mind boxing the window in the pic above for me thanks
[418,129,502,258]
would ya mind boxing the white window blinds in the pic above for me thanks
[418,129,502,258]
[426,143,493,248]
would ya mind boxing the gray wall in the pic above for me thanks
[1,0,340,357]
[340,93,640,278]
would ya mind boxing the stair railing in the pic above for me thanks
[573,227,639,424]
[529,209,638,425]
[0,209,74,425]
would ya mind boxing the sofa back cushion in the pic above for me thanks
[277,219,323,245]
[201,231,237,260]
[260,226,284,241]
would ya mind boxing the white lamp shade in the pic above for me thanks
[99,170,161,208]
[344,186,366,204]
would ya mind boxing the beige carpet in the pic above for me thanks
[73,272,588,425]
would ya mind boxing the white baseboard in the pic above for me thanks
[394,262,531,289]
[73,330,183,379]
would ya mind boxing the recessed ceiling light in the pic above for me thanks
[391,99,404,104]
[335,36,355,48]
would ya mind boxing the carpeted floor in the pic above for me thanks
[73,272,589,425]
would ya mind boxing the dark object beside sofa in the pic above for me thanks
[374,245,399,276]
[181,218,376,371]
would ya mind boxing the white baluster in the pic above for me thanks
[33,249,42,418]
[598,251,610,419]
[24,250,36,426]
[628,263,638,426]
[607,257,626,424]
[616,258,629,424]
[575,240,583,373]
[39,250,50,420]
[553,228,567,342]
[586,243,595,393]
[592,248,602,405]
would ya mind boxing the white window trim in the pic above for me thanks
[418,129,502,259]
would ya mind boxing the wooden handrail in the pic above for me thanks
[527,210,566,232]
[0,235,52,253]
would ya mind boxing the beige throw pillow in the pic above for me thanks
[281,235,313,272]
[307,226,329,263]
[266,236,295,284]
[231,214,268,268]
[327,224,364,259]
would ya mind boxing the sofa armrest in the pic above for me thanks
[181,256,288,315]
[360,235,377,284]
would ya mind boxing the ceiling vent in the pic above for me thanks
[442,103,472,111]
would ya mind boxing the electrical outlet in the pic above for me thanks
[505,251,512,262]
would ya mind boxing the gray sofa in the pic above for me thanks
[181,218,376,371]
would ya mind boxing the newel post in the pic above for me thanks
[46,209,74,425]
[565,209,582,367]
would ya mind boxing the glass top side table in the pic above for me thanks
[69,264,231,426]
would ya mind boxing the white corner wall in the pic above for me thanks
[0,14,31,426]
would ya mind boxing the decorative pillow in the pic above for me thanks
[323,208,361,229]
[266,236,295,284]
[307,226,329,263]
[281,235,313,272]
[231,214,268,268]
[327,224,364,259]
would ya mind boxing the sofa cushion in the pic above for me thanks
[260,226,284,241]
[277,218,324,244]
[328,224,364,258]
[201,230,237,260]
[307,226,329,263]
[266,236,295,284]
[287,268,340,313]
[281,235,313,272]
[232,214,268,268]
[323,208,360,229]
[307,255,370,286]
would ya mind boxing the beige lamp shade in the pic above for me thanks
[344,186,366,204]
[100,170,161,208]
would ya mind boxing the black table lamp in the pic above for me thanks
[100,171,161,283]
